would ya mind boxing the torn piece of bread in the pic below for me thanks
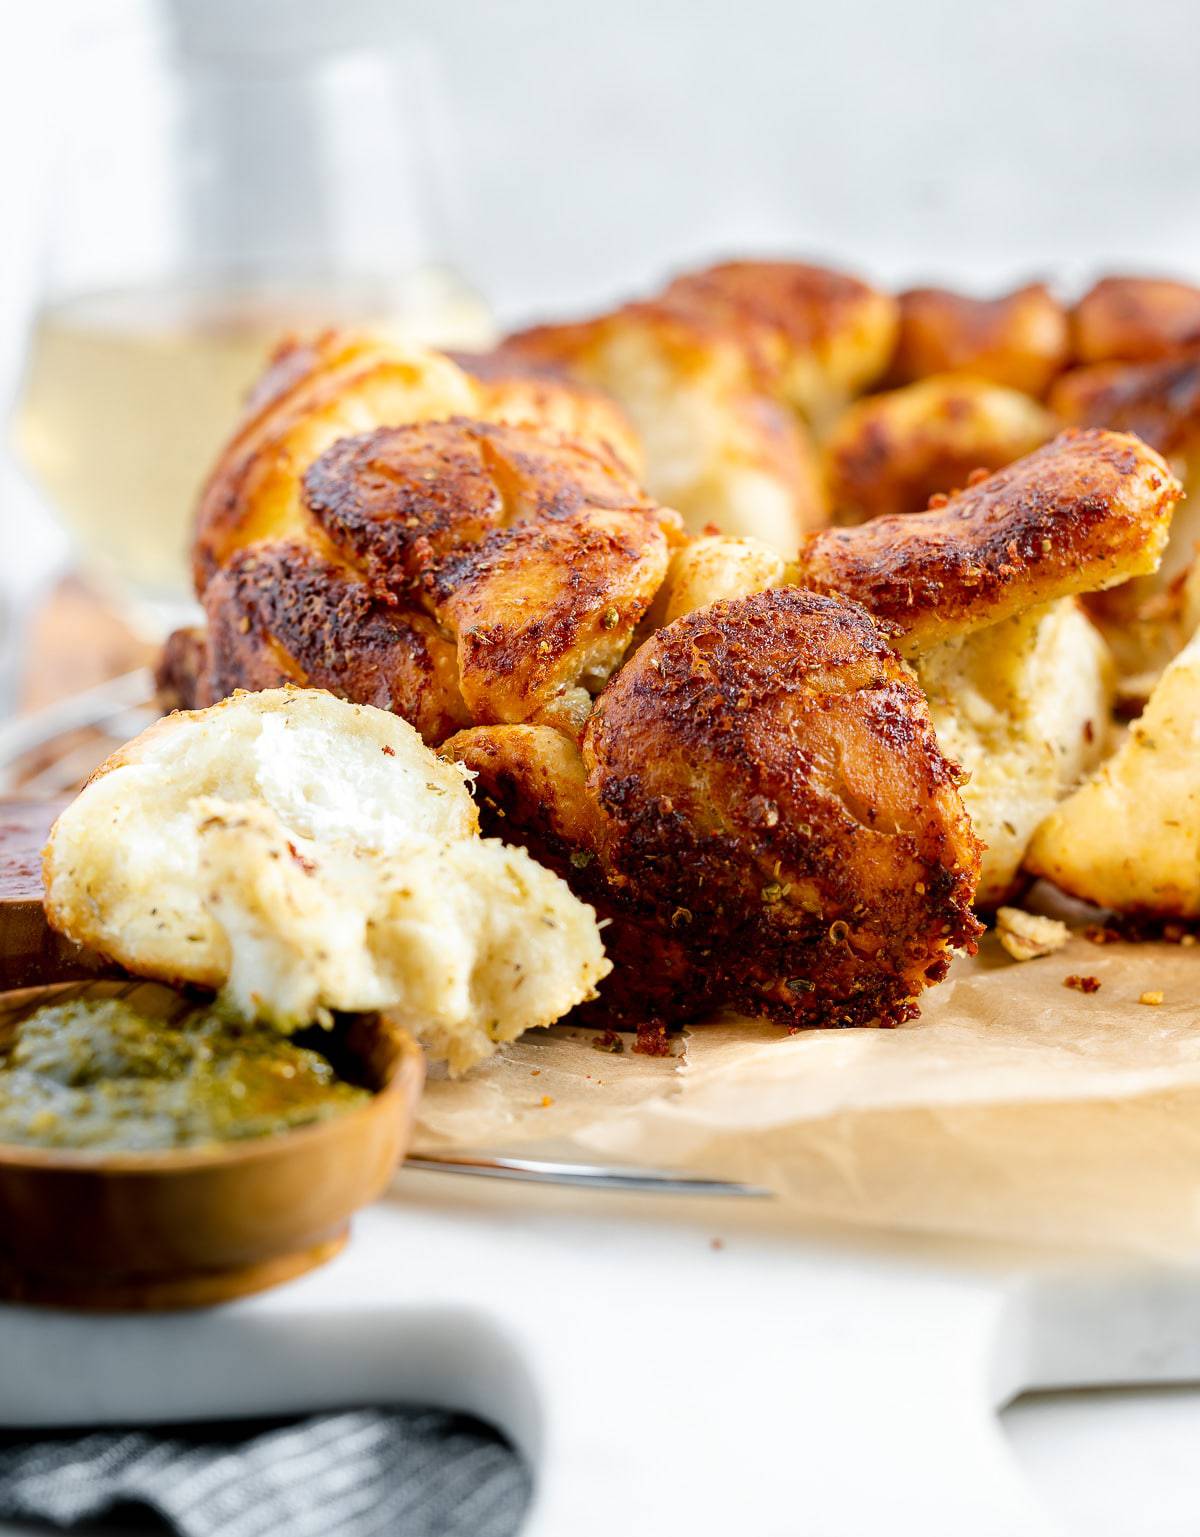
[43,688,610,1071]
[194,799,605,1075]
[917,599,1115,904]
[1025,628,1200,915]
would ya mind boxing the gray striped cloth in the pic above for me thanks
[0,1409,529,1536]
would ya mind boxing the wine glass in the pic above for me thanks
[9,25,492,640]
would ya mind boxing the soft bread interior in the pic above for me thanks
[1025,626,1200,915]
[918,600,1115,904]
[43,688,610,1072]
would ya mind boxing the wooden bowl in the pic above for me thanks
[0,981,424,1310]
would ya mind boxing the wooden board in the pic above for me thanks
[0,797,118,989]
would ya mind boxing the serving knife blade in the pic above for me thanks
[405,1151,771,1196]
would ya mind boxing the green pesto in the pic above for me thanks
[0,996,369,1152]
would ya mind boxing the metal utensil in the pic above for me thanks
[405,1152,771,1196]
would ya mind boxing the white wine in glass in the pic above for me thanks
[11,34,492,638]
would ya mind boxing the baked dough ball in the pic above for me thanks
[1073,276,1200,364]
[502,259,898,548]
[661,432,1172,900]
[1026,628,1200,916]
[43,688,610,1072]
[642,551,1119,907]
[653,534,789,626]
[1051,349,1200,591]
[890,283,1069,397]
[659,259,899,424]
[917,600,1114,904]
[823,374,1054,524]
[192,333,645,588]
[503,302,827,550]
[194,416,683,740]
[447,588,982,1031]
[793,428,1178,655]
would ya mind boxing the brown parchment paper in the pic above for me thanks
[415,933,1200,1256]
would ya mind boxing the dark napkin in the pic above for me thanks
[0,1408,530,1536]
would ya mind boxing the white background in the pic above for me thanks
[2,0,1200,593]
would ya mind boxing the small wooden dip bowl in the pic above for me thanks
[0,981,424,1311]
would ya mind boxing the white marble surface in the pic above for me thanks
[1005,1385,1200,1537]
[3,1169,1200,1536]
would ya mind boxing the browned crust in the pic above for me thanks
[301,417,657,592]
[201,541,472,743]
[191,335,477,590]
[506,258,897,409]
[188,416,681,739]
[1073,277,1200,365]
[155,627,210,712]
[300,418,677,730]
[823,376,1053,524]
[890,283,1069,396]
[793,428,1179,651]
[660,259,897,391]
[1050,351,1200,459]
[446,588,981,1030]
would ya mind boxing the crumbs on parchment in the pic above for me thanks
[996,906,1068,962]
[1064,974,1102,994]
[634,1021,672,1057]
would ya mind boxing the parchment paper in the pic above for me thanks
[416,930,1200,1256]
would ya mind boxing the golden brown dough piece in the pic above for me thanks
[1025,627,1200,916]
[192,333,644,589]
[1051,350,1200,466]
[631,432,1166,905]
[792,428,1178,655]
[195,416,683,738]
[1051,351,1200,587]
[503,259,897,547]
[1072,276,1200,364]
[447,589,982,1030]
[890,283,1069,397]
[504,302,828,549]
[659,259,899,422]
[823,374,1053,525]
